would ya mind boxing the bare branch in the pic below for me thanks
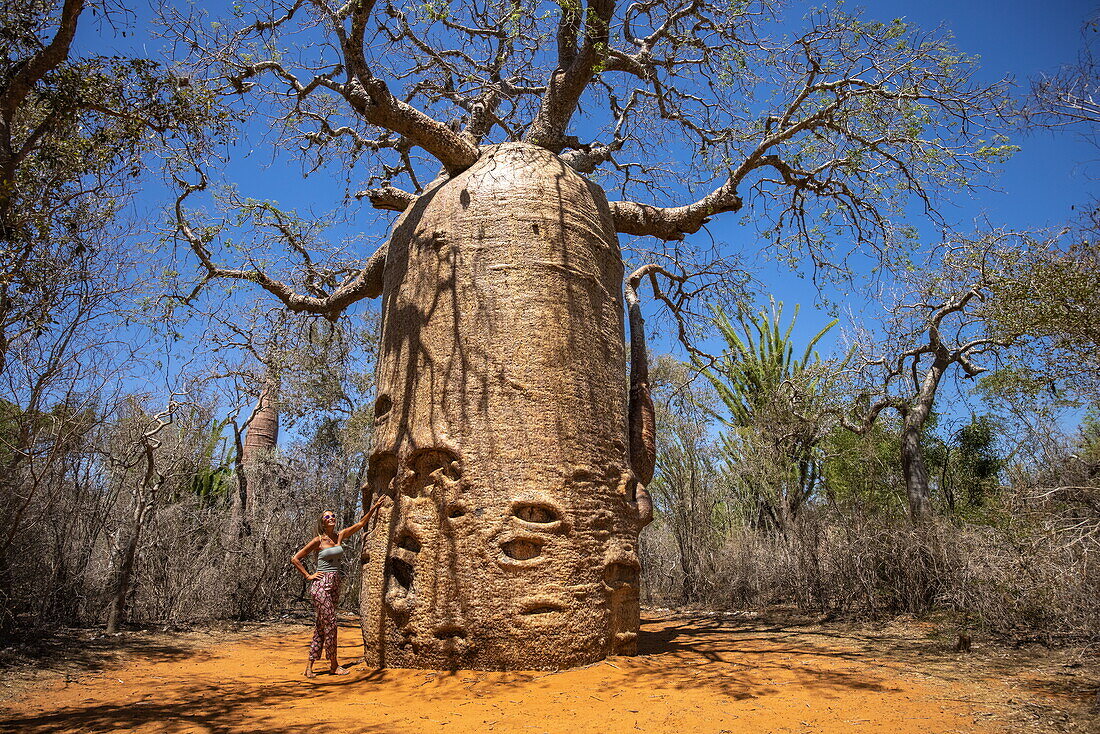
[173,168,386,318]
[335,0,480,173]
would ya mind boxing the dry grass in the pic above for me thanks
[641,512,1100,642]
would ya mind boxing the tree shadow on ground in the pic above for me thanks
[634,610,1100,724]
[0,620,380,733]
[0,629,201,676]
[2,613,1097,733]
[0,676,390,734]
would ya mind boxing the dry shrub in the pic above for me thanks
[641,508,1100,640]
[2,449,368,637]
[119,459,367,627]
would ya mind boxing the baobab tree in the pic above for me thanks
[169,0,1011,669]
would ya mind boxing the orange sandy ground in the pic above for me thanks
[0,613,1065,733]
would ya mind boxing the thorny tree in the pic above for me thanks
[167,0,1014,668]
[841,242,1022,525]
[0,0,210,374]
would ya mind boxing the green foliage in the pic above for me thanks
[1,25,213,241]
[950,415,1004,508]
[820,416,904,515]
[706,300,836,428]
[918,413,1005,515]
[273,313,380,427]
[823,409,1005,518]
[1078,407,1100,464]
[975,234,1100,403]
[701,299,841,529]
[0,1,222,381]
[184,417,235,506]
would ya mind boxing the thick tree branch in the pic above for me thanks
[838,394,907,435]
[609,184,743,240]
[523,0,615,152]
[355,186,416,212]
[0,0,84,117]
[625,264,657,489]
[334,0,480,174]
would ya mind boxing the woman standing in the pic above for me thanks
[291,499,384,678]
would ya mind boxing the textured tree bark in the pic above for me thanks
[360,143,651,670]
[241,380,279,467]
[900,358,946,526]
[625,268,656,490]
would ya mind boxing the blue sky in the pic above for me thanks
[71,0,1098,422]
[872,0,1095,231]
[75,0,1098,279]
[700,0,1098,357]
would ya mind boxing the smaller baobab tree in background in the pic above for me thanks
[184,298,380,539]
[701,300,839,533]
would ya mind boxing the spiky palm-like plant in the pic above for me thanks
[702,300,838,532]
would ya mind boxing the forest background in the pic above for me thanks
[1,0,1098,644]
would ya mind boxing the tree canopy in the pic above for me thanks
[167,0,1014,317]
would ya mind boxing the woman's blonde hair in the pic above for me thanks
[316,510,336,538]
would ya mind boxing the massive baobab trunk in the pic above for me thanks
[359,143,652,670]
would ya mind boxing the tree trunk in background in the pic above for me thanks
[900,416,933,524]
[105,504,146,634]
[106,445,161,634]
[242,379,279,465]
[237,378,279,535]
[360,143,652,670]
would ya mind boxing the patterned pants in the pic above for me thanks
[308,571,342,662]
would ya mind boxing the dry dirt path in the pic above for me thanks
[0,612,1092,733]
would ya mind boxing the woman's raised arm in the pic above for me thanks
[337,497,387,544]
